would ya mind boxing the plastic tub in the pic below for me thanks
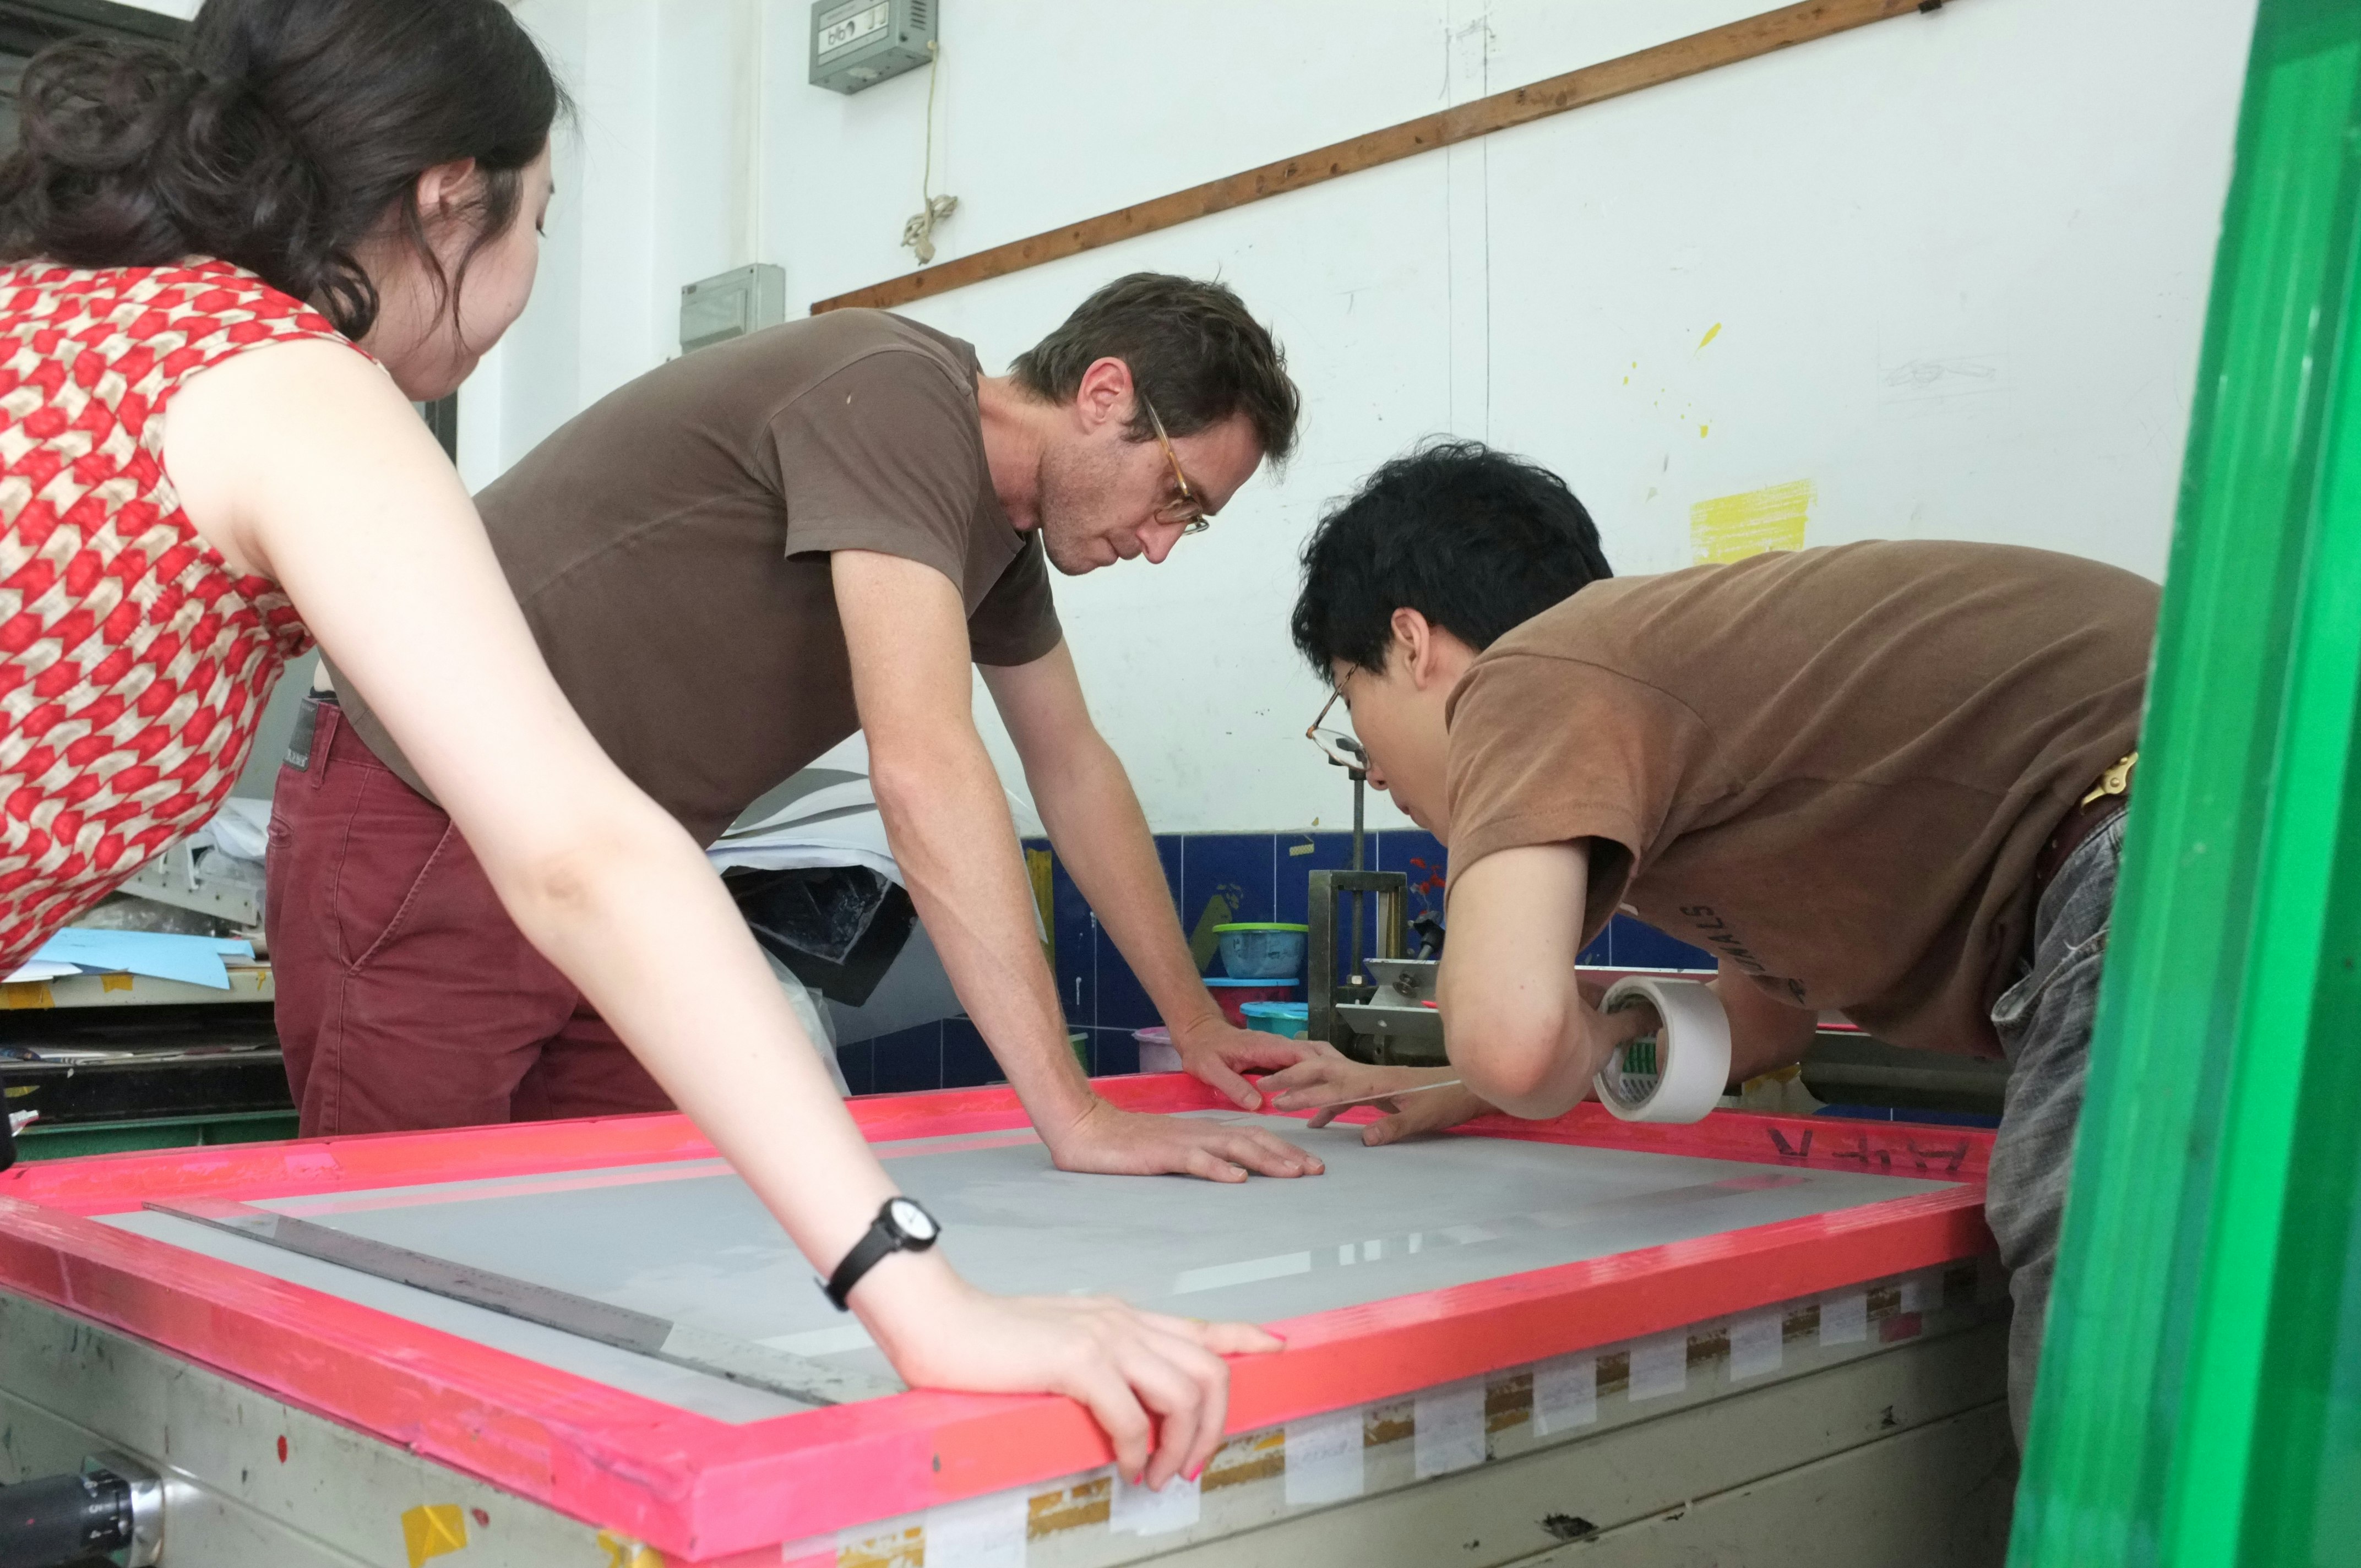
[1241,1000,1309,1040]
[1133,1025,1180,1074]
[1215,922,1308,979]
[1204,977,1297,1027]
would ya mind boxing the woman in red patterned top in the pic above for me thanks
[0,0,1265,1488]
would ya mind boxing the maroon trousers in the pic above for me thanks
[265,699,672,1135]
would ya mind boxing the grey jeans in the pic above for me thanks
[1984,810,2125,1449]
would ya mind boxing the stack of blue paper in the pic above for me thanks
[6,928,257,990]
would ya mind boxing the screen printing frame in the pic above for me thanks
[0,1075,1995,1560]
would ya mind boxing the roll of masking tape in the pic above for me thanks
[1595,976,1733,1123]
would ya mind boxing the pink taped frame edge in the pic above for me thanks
[0,1076,1995,1560]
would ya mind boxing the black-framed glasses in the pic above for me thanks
[1139,394,1211,536]
[1306,688,1367,771]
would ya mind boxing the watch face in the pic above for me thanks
[888,1197,939,1243]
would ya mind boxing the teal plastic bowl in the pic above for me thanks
[1241,1000,1310,1038]
[1215,922,1308,979]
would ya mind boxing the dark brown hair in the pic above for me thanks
[0,0,565,341]
[1011,273,1301,464]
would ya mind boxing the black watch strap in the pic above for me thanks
[824,1197,940,1310]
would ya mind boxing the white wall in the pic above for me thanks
[475,0,2257,834]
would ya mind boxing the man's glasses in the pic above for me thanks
[1306,688,1367,772]
[1139,393,1211,536]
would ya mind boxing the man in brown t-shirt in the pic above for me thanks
[1266,440,2157,1442]
[266,273,1329,1184]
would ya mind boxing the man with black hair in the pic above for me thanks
[269,273,1335,1186]
[1266,439,2157,1444]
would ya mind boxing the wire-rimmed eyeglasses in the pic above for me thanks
[1305,688,1367,772]
[1139,393,1211,536]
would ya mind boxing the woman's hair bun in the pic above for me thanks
[1,40,208,265]
[0,0,564,342]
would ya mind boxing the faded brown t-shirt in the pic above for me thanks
[338,309,1062,845]
[1443,541,2157,1059]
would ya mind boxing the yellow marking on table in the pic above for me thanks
[836,1524,921,1567]
[1028,1474,1111,1538]
[1,981,52,1009]
[101,972,135,993]
[1488,1369,1536,1435]
[399,1503,467,1567]
[594,1531,665,1568]
[1204,1429,1285,1490]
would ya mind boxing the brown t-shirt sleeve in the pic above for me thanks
[967,533,1063,667]
[769,347,983,584]
[1443,654,1713,943]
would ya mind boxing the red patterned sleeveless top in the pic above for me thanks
[0,258,352,967]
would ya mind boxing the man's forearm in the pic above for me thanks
[1028,731,1222,1033]
[872,728,1095,1130]
[1473,1002,1651,1119]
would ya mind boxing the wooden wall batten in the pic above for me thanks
[812,0,1945,315]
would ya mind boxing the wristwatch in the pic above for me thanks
[823,1196,942,1310]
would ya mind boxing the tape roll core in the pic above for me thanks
[1595,976,1733,1124]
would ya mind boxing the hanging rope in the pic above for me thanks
[900,40,957,265]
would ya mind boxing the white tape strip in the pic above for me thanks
[1112,1468,1200,1536]
[924,1490,1026,1568]
[1534,1352,1598,1435]
[1413,1379,1488,1477]
[1628,1331,1688,1401]
[1595,976,1733,1123]
[1729,1309,1784,1380]
[1821,1289,1869,1346]
[1285,1406,1366,1506]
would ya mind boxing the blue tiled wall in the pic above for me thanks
[836,831,1714,1094]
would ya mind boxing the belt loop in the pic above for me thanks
[287,695,340,787]
[312,701,340,789]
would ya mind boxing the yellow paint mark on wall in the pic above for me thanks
[100,972,135,992]
[1699,423,1710,439]
[400,1504,467,1568]
[1188,890,1239,973]
[1025,847,1055,973]
[1690,480,1814,565]
[836,1525,922,1568]
[1696,322,1722,350]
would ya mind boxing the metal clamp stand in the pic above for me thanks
[1303,741,1408,1060]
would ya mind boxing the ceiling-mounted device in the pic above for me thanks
[680,264,787,356]
[809,0,935,94]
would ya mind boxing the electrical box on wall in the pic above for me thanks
[680,264,787,355]
[809,0,934,95]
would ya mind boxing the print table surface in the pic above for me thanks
[0,1075,1996,1559]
